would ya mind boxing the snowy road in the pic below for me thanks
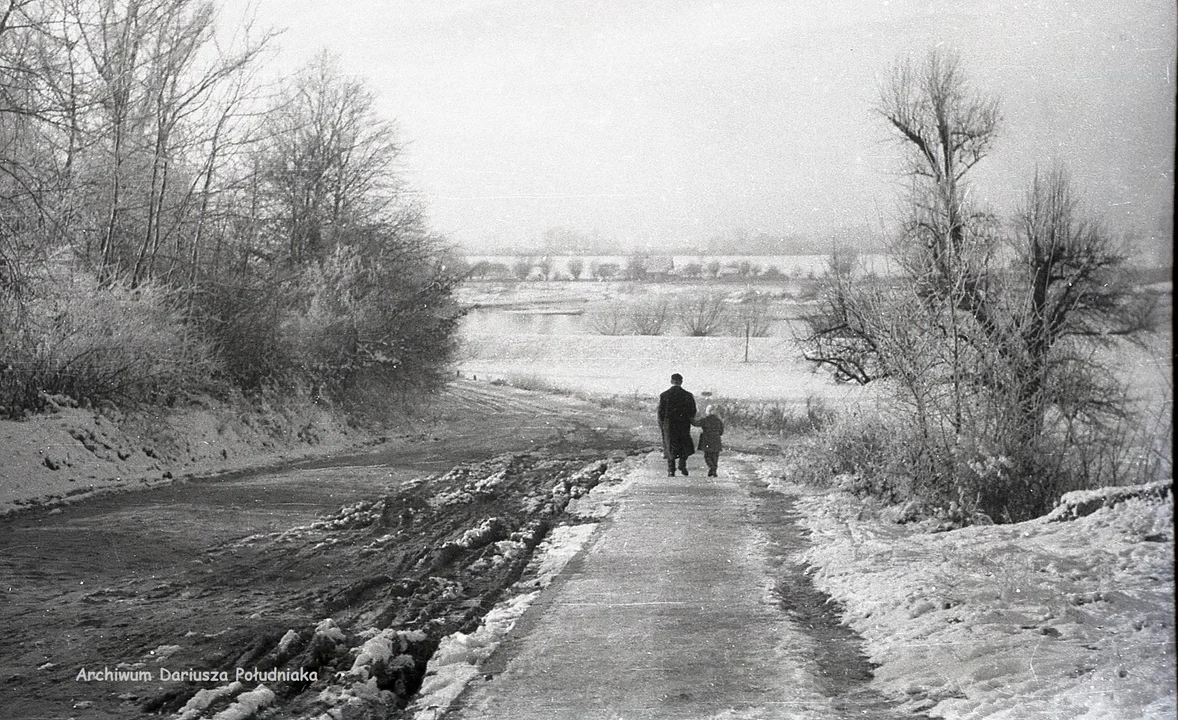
[438,454,913,720]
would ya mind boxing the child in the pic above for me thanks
[692,405,724,477]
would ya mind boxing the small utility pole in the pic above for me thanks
[744,319,750,363]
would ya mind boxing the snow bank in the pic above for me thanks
[0,401,375,516]
[409,525,599,720]
[410,590,541,719]
[173,681,244,720]
[775,469,1175,719]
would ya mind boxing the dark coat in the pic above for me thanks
[658,385,696,458]
[693,414,724,453]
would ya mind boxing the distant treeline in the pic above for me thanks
[467,225,889,258]
[462,253,890,282]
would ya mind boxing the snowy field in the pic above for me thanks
[458,332,873,405]
[456,282,1169,410]
[457,279,874,406]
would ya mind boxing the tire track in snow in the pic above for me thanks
[737,456,932,720]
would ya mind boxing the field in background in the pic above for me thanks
[458,332,874,406]
[458,278,874,408]
[456,278,1171,422]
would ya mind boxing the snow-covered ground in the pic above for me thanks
[459,331,874,405]
[758,460,1176,719]
[0,399,374,516]
[396,451,1173,720]
[451,309,1174,719]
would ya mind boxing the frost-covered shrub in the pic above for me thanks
[495,374,570,394]
[709,395,834,436]
[789,409,910,504]
[626,296,671,335]
[676,290,728,336]
[586,302,628,335]
[193,230,463,406]
[280,240,463,404]
[0,267,220,415]
[188,272,293,395]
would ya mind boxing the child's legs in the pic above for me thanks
[705,451,719,474]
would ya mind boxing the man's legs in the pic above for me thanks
[677,455,688,475]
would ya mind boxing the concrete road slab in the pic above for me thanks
[445,454,836,720]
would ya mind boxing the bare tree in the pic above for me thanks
[259,52,401,265]
[0,1,460,413]
[1003,167,1155,463]
[624,253,647,281]
[68,0,164,279]
[0,1,55,319]
[801,48,1157,521]
[511,256,533,280]
[881,48,1000,277]
[678,290,727,336]
[592,261,619,280]
[728,291,772,338]
[587,302,627,335]
[129,0,270,286]
[627,296,670,335]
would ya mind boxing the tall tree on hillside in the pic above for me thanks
[129,0,269,286]
[230,53,465,400]
[49,0,268,284]
[801,48,1156,521]
[259,52,401,266]
[70,0,160,278]
[0,0,53,317]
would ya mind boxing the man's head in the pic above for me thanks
[670,373,683,385]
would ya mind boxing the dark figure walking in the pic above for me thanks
[692,404,724,477]
[658,373,696,476]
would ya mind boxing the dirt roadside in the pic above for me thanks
[0,381,653,719]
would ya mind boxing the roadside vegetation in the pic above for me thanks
[490,373,836,438]
[0,3,462,421]
[796,48,1170,523]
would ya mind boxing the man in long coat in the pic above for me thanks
[658,373,697,476]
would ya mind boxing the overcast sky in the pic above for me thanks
[222,0,1175,253]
